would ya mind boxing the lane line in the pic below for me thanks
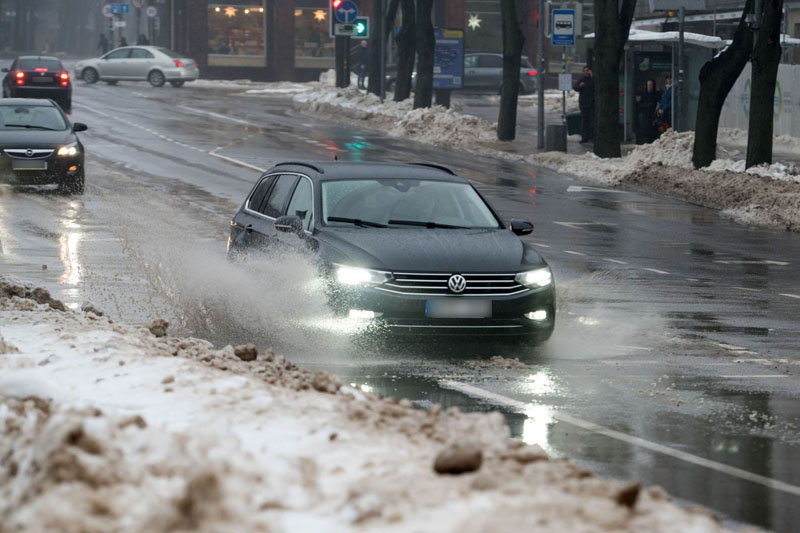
[208,148,266,172]
[440,380,800,498]
[643,268,670,275]
[563,250,586,256]
[530,242,550,248]
[719,375,788,379]
[779,293,800,299]
[731,287,762,292]
[602,258,628,265]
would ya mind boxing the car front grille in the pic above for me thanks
[375,272,529,297]
[3,149,55,160]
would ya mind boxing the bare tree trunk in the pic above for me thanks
[692,0,754,168]
[746,0,784,168]
[497,0,525,141]
[592,0,636,158]
[367,0,400,96]
[393,0,416,101]
[413,0,435,109]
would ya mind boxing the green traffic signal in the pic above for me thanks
[354,16,369,38]
[356,22,366,35]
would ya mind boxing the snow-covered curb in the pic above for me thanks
[0,277,726,532]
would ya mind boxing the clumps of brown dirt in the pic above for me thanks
[0,397,269,533]
[0,335,19,354]
[623,164,800,232]
[147,319,169,338]
[81,301,104,317]
[234,343,258,361]
[467,355,529,370]
[433,442,483,474]
[0,277,66,311]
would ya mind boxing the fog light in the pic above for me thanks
[68,165,78,172]
[349,309,383,319]
[525,310,548,321]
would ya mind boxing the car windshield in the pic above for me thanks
[0,106,67,131]
[17,58,62,72]
[322,179,502,229]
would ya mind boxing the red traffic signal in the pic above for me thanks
[332,0,342,7]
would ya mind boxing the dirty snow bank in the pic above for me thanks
[0,277,726,533]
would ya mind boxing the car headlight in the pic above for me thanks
[57,143,79,157]
[515,267,553,288]
[335,266,391,286]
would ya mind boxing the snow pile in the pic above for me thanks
[487,90,580,113]
[0,277,727,532]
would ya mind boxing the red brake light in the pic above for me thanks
[173,59,184,68]
[60,72,69,86]
[15,71,24,85]
[527,70,538,77]
[35,67,48,72]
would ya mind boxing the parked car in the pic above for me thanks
[0,98,87,194]
[227,161,555,342]
[2,56,72,113]
[74,46,199,88]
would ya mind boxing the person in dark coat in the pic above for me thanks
[635,79,661,144]
[137,34,150,46]
[119,36,128,47]
[357,40,368,90]
[656,75,673,132]
[574,66,595,143]
[97,34,110,54]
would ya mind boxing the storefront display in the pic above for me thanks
[208,1,266,67]
[294,1,335,69]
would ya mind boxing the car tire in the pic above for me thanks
[169,80,185,88]
[104,80,118,86]
[148,70,166,88]
[60,171,84,195]
[82,68,99,84]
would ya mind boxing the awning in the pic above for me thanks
[584,28,726,49]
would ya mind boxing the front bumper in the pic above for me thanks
[329,283,556,339]
[0,154,83,186]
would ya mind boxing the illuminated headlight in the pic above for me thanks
[335,266,391,286]
[57,143,79,157]
[348,309,383,319]
[525,310,548,321]
[515,267,553,288]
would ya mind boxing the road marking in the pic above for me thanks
[602,258,628,265]
[563,250,586,256]
[553,221,618,230]
[714,260,789,266]
[731,286,762,292]
[779,293,800,299]
[530,242,551,248]
[566,185,627,194]
[209,147,266,172]
[643,268,670,275]
[440,380,800,498]
[177,105,262,127]
[719,375,788,379]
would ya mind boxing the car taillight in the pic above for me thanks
[59,72,69,86]
[173,59,184,68]
[527,70,538,77]
[15,71,24,85]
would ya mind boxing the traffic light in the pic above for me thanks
[329,0,343,37]
[354,16,369,39]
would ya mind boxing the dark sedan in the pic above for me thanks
[227,161,555,342]
[0,99,87,194]
[2,56,72,113]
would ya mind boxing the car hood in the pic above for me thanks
[317,227,547,272]
[0,129,75,148]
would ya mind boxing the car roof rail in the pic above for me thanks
[407,162,456,175]
[273,161,324,174]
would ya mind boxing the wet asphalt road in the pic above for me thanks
[2,78,800,531]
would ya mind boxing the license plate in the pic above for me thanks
[425,299,492,319]
[12,160,47,171]
[32,77,53,83]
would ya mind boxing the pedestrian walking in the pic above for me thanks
[635,79,661,144]
[137,34,150,46]
[97,34,110,54]
[119,36,128,47]
[357,40,368,90]
[574,66,595,143]
[655,75,673,133]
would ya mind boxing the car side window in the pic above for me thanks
[479,55,502,68]
[130,48,154,59]
[247,175,274,213]
[286,178,314,230]
[262,175,299,218]
[464,55,478,69]
[106,49,130,60]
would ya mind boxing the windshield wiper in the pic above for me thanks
[327,216,387,228]
[388,219,471,229]
[5,124,61,131]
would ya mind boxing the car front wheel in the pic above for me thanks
[82,68,99,84]
[148,70,165,87]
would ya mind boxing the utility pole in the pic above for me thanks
[676,6,685,131]
[537,0,545,149]
[377,0,385,101]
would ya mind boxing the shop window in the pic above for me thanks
[294,1,335,69]
[208,1,266,67]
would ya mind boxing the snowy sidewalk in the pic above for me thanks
[0,277,729,532]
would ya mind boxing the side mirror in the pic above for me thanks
[509,219,533,236]
[275,215,303,234]
[1,68,8,73]
[72,123,88,132]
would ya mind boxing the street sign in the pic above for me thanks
[433,29,464,90]
[110,2,131,15]
[131,0,145,8]
[102,0,113,19]
[112,20,127,28]
[648,0,706,11]
[334,23,357,36]
[334,0,358,23]
[146,6,158,18]
[552,9,575,46]
[558,73,572,92]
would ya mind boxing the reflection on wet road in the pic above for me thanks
[1,79,799,531]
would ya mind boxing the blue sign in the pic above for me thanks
[552,9,575,46]
[110,2,130,14]
[433,29,464,90]
[334,1,358,23]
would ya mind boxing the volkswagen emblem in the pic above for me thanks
[447,274,467,294]
[26,149,33,157]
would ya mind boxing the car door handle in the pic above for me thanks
[245,224,253,234]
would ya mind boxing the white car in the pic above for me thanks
[75,46,199,88]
